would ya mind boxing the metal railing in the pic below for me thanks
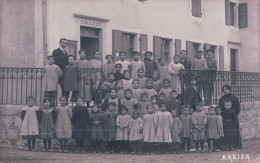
[180,70,260,105]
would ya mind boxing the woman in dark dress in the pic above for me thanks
[218,85,242,149]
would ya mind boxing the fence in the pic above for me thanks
[180,70,260,105]
[0,67,103,106]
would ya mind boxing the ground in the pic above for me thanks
[0,139,259,163]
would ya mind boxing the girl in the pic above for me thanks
[206,106,218,153]
[158,79,173,101]
[102,89,121,114]
[38,98,57,152]
[139,92,151,118]
[115,80,125,100]
[137,68,148,89]
[143,104,156,154]
[115,51,130,73]
[143,79,157,100]
[168,54,185,94]
[222,101,239,151]
[114,63,124,81]
[103,54,114,80]
[103,102,117,153]
[180,106,192,153]
[143,51,158,78]
[192,103,207,153]
[171,109,182,154]
[122,70,133,90]
[151,71,161,92]
[128,111,143,154]
[75,49,92,106]
[215,106,224,151]
[20,96,39,151]
[64,55,81,103]
[121,89,139,116]
[55,96,72,153]
[132,79,142,102]
[90,104,105,153]
[154,101,173,153]
[71,98,91,153]
[129,51,146,79]
[102,73,116,99]
[150,95,160,113]
[158,57,170,81]
[116,105,131,154]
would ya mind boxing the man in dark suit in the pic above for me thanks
[52,38,68,96]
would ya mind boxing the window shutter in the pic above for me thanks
[238,3,248,28]
[192,0,201,17]
[153,36,162,63]
[175,39,181,55]
[225,0,231,26]
[186,41,194,59]
[112,30,123,61]
[219,46,224,71]
[140,34,148,61]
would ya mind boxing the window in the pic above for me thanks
[153,36,172,64]
[230,2,236,26]
[122,33,135,59]
[238,3,248,28]
[191,0,202,17]
[65,40,78,59]
[186,41,202,59]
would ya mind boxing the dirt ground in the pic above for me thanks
[0,138,259,163]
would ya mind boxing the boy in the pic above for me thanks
[114,63,124,81]
[129,51,146,79]
[115,51,130,73]
[143,51,159,78]
[167,90,182,115]
[183,77,201,111]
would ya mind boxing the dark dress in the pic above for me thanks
[167,99,182,115]
[38,109,57,139]
[184,85,201,110]
[144,58,159,78]
[103,112,117,141]
[114,72,124,81]
[72,106,91,139]
[90,112,105,140]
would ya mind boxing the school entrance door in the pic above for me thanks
[80,26,100,60]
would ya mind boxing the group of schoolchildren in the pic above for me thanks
[20,50,240,154]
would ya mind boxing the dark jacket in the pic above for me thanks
[184,85,201,104]
[180,58,192,70]
[218,93,241,115]
[144,58,159,78]
[52,48,68,70]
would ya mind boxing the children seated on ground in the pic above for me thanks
[115,51,130,73]
[122,70,133,90]
[129,51,145,79]
[115,80,125,100]
[114,63,124,81]
[159,79,173,101]
[132,79,142,102]
[103,54,114,80]
[121,89,139,115]
[102,89,121,114]
[150,95,160,113]
[206,106,219,153]
[139,92,151,118]
[170,110,182,154]
[137,68,147,89]
[143,78,157,100]
[20,96,39,151]
[143,51,159,78]
[180,106,192,153]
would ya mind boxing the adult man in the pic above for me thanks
[180,50,192,70]
[52,38,68,96]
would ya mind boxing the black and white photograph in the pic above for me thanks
[0,0,259,162]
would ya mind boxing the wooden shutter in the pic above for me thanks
[192,0,201,17]
[238,3,248,28]
[140,34,148,61]
[186,41,194,59]
[175,39,181,55]
[225,0,231,26]
[219,46,224,71]
[153,36,162,63]
[112,30,123,61]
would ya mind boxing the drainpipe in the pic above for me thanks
[42,0,47,65]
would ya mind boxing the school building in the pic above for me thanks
[0,0,260,72]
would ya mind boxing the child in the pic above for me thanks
[143,51,159,78]
[184,77,201,111]
[71,98,91,153]
[102,72,116,99]
[64,55,81,103]
[150,95,160,113]
[206,106,218,153]
[122,70,133,90]
[168,54,185,94]
[75,49,92,106]
[55,96,72,153]
[167,90,182,115]
[143,104,156,154]
[171,110,182,154]
[90,104,105,153]
[128,111,143,154]
[180,106,192,153]
[154,101,173,153]
[20,96,39,151]
[103,54,114,80]
[102,89,121,114]
[115,51,130,73]
[38,98,57,152]
[114,63,124,81]
[192,103,207,153]
[103,102,117,153]
[215,106,224,151]
[116,105,131,154]
[143,78,157,100]
[222,101,239,151]
[130,51,146,79]
[158,92,167,104]
[132,79,142,102]
[151,71,161,92]
[137,68,148,89]
[139,92,151,118]
[158,79,173,101]
[121,89,139,116]
[158,57,170,81]
[115,80,125,100]
[43,56,63,106]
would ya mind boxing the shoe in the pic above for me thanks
[131,151,136,154]
[110,150,114,154]
[42,149,46,152]
[124,151,128,154]
[150,152,153,155]
[120,151,124,154]
[208,149,212,153]
[31,148,36,152]
[106,151,109,154]
[64,150,68,153]
[25,148,31,151]
[48,149,53,152]
[195,149,199,153]
[138,152,142,155]
[58,149,63,153]
[200,150,204,153]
